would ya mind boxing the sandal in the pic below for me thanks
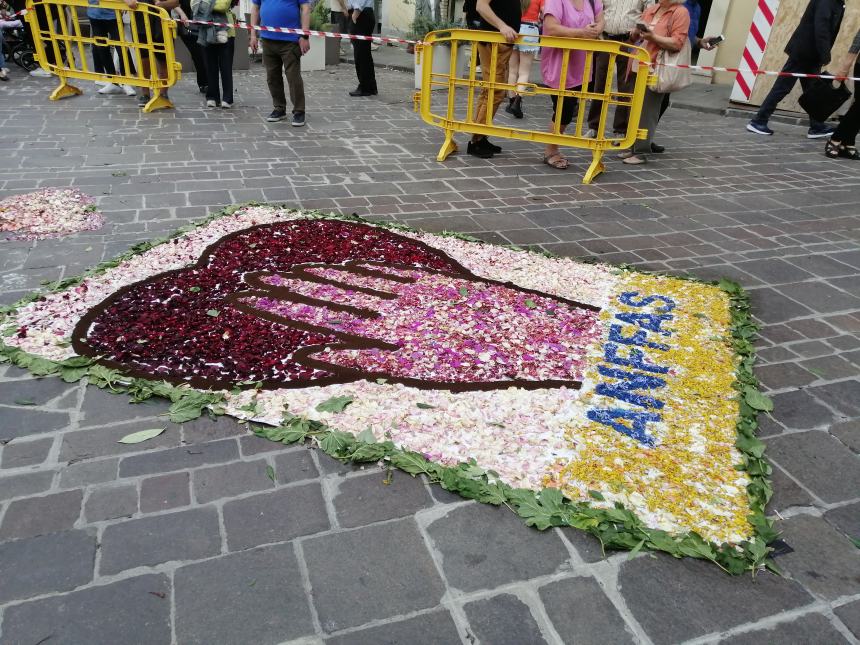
[824,138,860,159]
[543,153,569,170]
[622,154,647,165]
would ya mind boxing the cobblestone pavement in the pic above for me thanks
[0,61,859,645]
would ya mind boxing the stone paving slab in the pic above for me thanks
[0,62,858,643]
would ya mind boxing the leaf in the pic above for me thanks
[14,398,37,405]
[628,538,646,559]
[266,465,276,483]
[735,435,766,459]
[60,366,90,383]
[319,430,355,454]
[588,490,605,501]
[416,402,436,409]
[118,427,165,444]
[524,299,537,309]
[316,395,354,414]
[206,309,220,317]
[389,451,432,475]
[743,387,773,412]
[851,538,860,550]
[508,490,554,530]
[458,287,468,297]
[356,427,376,444]
[167,392,220,423]
[189,286,202,293]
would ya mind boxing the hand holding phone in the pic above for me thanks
[636,22,650,33]
[707,35,724,47]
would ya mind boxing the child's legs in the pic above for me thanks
[516,50,533,93]
[507,48,519,96]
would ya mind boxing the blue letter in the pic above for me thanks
[619,292,676,312]
[604,343,669,374]
[608,324,669,352]
[596,365,666,409]
[615,312,673,336]
[587,408,660,446]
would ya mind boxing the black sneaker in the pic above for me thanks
[807,124,835,139]
[650,142,665,153]
[267,109,287,122]
[485,137,502,153]
[746,120,773,135]
[467,137,495,159]
[291,111,306,127]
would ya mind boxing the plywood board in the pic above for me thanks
[748,0,860,114]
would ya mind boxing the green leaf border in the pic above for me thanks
[0,204,775,574]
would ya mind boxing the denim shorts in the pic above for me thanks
[516,22,540,54]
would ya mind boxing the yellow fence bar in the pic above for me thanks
[24,0,181,112]
[416,28,654,185]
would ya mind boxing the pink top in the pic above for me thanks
[540,0,603,90]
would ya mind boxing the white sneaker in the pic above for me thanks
[122,84,137,96]
[29,67,52,78]
[221,101,233,109]
[206,99,217,108]
[98,83,124,95]
[585,128,597,138]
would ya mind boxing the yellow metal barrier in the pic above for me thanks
[415,29,654,184]
[25,0,181,112]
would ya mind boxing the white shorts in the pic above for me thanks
[516,22,540,54]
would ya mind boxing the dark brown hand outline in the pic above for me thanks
[227,261,602,392]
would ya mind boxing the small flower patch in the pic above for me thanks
[0,189,104,240]
[0,206,774,573]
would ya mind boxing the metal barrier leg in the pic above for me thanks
[583,148,605,185]
[436,129,458,161]
[143,88,173,113]
[49,77,82,100]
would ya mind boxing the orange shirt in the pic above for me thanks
[521,0,544,24]
[639,3,689,63]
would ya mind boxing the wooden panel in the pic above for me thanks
[749,0,860,113]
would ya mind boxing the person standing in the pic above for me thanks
[347,0,377,96]
[747,0,844,138]
[504,0,543,119]
[585,0,646,137]
[175,0,209,94]
[541,0,603,169]
[467,0,520,158]
[195,0,236,108]
[619,0,689,165]
[249,0,310,125]
[824,28,860,160]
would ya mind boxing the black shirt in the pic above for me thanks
[478,0,520,33]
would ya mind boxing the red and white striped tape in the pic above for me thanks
[732,0,779,102]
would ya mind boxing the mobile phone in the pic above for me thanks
[708,34,725,46]
[636,22,650,33]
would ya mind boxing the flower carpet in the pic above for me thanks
[0,189,104,240]
[0,206,776,573]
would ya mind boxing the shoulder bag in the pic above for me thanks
[653,9,691,93]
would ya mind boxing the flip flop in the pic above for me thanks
[543,153,569,170]
[622,155,648,165]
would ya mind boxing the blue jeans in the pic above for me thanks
[0,28,6,69]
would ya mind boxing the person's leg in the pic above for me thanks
[180,29,208,91]
[282,40,305,113]
[612,51,634,133]
[354,8,376,92]
[658,92,670,120]
[507,47,519,96]
[752,58,804,124]
[544,93,577,166]
[473,43,511,130]
[586,50,610,131]
[517,50,533,90]
[89,19,109,74]
[262,38,287,111]
[204,43,221,103]
[796,74,830,130]
[349,12,363,89]
[220,37,234,104]
[630,89,664,157]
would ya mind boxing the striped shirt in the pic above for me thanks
[850,28,860,54]
[601,0,648,36]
